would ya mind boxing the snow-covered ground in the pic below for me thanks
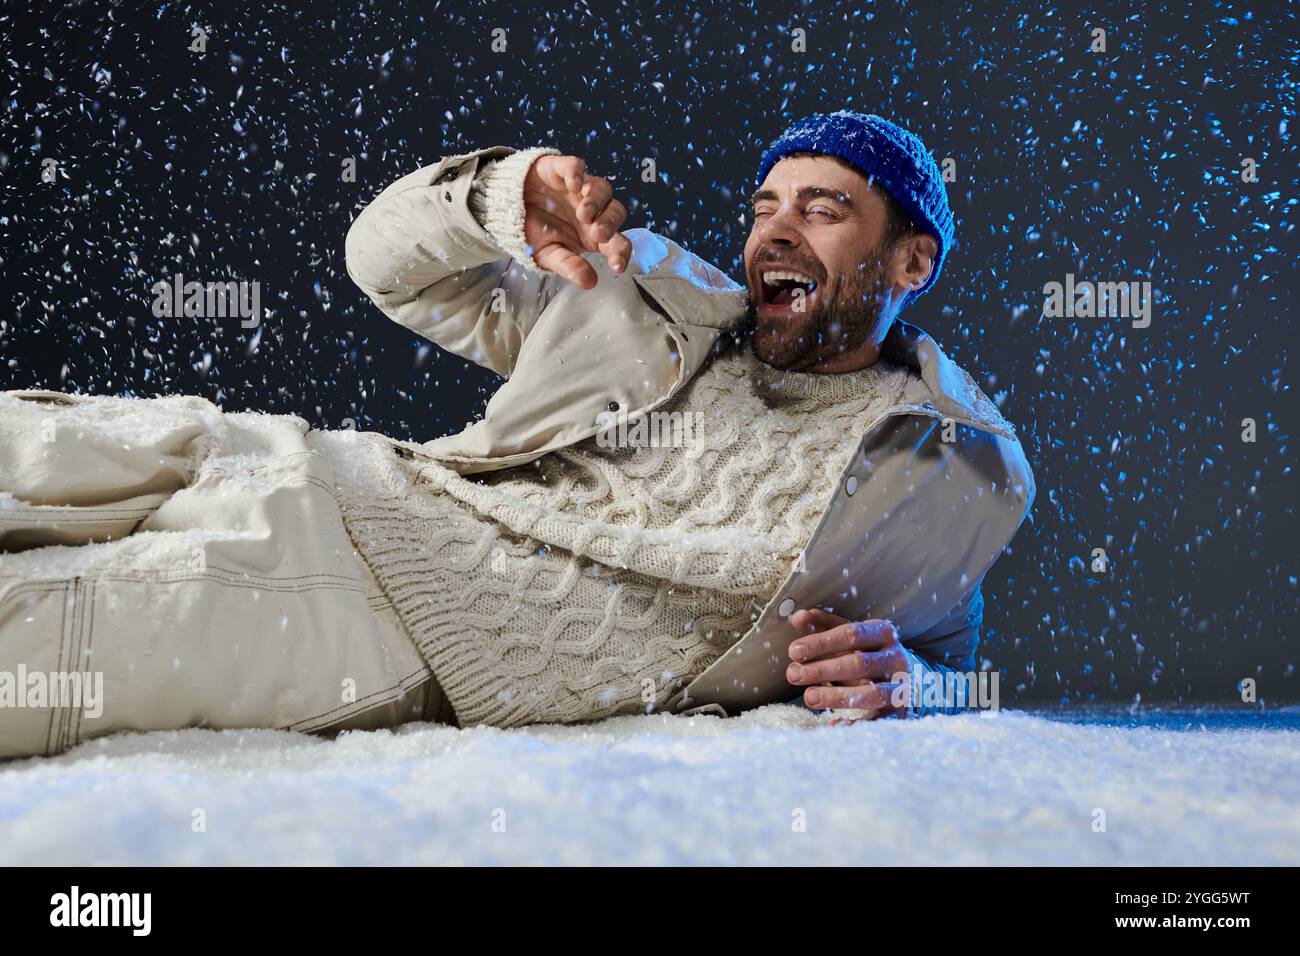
[2,705,1296,866]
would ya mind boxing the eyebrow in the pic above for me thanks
[750,185,856,209]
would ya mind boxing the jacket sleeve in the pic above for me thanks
[856,416,1034,715]
[898,588,985,716]
[344,145,561,378]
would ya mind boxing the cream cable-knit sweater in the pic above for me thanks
[325,152,913,727]
[331,344,909,728]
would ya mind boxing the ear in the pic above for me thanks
[888,233,938,295]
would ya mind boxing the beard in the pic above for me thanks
[745,250,892,371]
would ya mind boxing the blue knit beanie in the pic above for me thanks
[756,111,954,296]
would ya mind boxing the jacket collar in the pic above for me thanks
[881,320,1018,441]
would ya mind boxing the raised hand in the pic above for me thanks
[523,154,633,290]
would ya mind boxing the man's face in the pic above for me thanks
[742,155,902,371]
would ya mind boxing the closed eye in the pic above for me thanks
[752,204,838,221]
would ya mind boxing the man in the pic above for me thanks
[0,112,1033,757]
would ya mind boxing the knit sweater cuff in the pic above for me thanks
[467,146,560,272]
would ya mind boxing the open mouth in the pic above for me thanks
[758,268,819,310]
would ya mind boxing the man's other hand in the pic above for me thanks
[523,154,632,289]
[786,608,910,723]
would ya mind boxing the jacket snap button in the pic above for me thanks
[607,400,619,412]
[444,191,453,202]
[846,475,858,495]
[778,598,795,617]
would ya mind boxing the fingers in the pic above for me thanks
[533,242,598,291]
[803,681,903,713]
[589,198,630,271]
[586,195,626,242]
[598,230,633,273]
[535,154,586,194]
[576,175,613,223]
[530,159,631,283]
[561,159,588,195]
[789,618,898,663]
[790,607,848,634]
[786,646,906,685]
[577,182,631,273]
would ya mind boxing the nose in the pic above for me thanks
[753,201,803,248]
[754,219,800,264]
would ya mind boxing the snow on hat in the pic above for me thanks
[756,111,954,296]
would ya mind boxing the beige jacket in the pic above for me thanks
[346,146,1037,716]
